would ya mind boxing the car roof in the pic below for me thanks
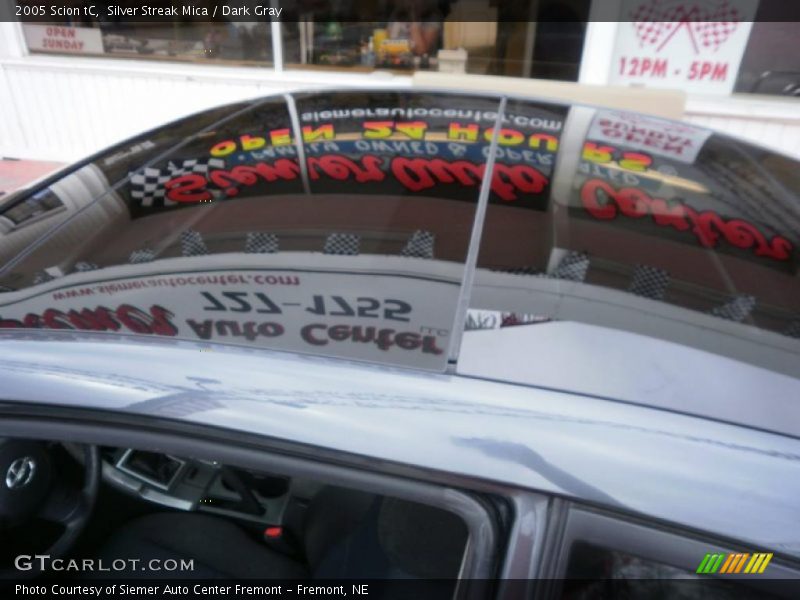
[1,330,799,560]
[0,89,797,378]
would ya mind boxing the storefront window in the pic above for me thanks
[735,21,800,96]
[281,1,589,79]
[16,1,274,65]
[15,0,589,80]
[11,1,800,97]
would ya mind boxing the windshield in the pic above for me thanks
[0,91,797,378]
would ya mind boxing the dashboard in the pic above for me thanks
[100,448,306,527]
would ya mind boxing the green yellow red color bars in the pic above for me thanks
[697,552,773,574]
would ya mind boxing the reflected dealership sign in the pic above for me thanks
[571,109,796,269]
[0,256,460,370]
[586,109,713,164]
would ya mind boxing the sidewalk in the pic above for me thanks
[0,158,63,198]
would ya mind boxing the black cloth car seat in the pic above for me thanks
[95,486,467,580]
[96,511,307,579]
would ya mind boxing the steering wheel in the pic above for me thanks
[0,439,100,576]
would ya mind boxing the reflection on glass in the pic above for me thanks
[735,20,800,96]
[464,105,800,385]
[1,188,64,227]
[0,91,503,371]
[563,542,768,599]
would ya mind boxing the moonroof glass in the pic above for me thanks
[463,105,800,384]
[0,91,504,371]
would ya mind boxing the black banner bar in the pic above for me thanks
[3,578,800,599]
[3,1,800,23]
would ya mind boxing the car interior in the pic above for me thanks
[0,438,470,582]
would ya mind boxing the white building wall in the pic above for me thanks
[1,22,799,163]
[0,53,409,162]
[684,91,800,157]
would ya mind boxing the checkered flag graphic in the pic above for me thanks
[246,232,279,254]
[694,19,739,51]
[631,1,689,47]
[784,320,800,339]
[552,251,589,282]
[710,295,756,322]
[630,1,740,52]
[129,158,225,207]
[628,265,670,300]
[73,261,99,272]
[497,266,544,276]
[128,249,156,264]
[632,19,671,47]
[400,230,435,259]
[324,233,361,256]
[180,230,209,257]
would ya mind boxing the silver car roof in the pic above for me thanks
[1,330,799,560]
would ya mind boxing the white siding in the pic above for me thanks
[0,55,408,162]
[684,113,800,159]
[1,54,798,162]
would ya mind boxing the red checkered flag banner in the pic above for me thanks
[630,0,741,53]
